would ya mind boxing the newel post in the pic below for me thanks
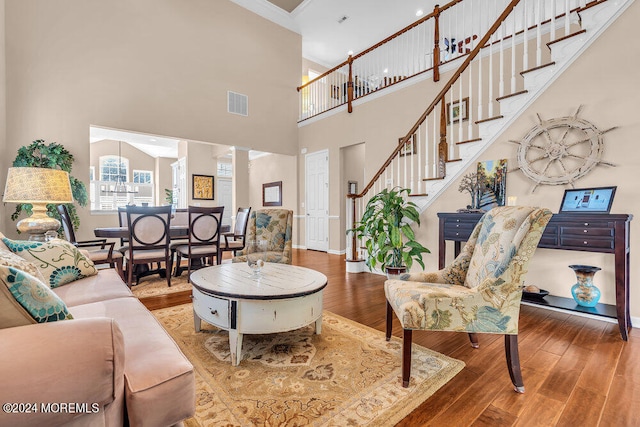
[347,55,354,113]
[351,196,359,260]
[433,4,441,82]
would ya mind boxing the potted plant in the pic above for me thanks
[10,140,88,233]
[351,187,430,278]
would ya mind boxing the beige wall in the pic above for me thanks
[2,0,300,239]
[0,0,6,233]
[247,153,298,244]
[339,142,365,249]
[298,2,640,318]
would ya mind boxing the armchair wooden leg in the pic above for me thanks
[386,301,393,341]
[468,333,479,348]
[402,329,412,388]
[505,334,524,393]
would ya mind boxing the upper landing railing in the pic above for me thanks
[296,0,590,122]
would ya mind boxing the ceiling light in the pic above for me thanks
[383,68,389,73]
[337,15,348,24]
[347,50,354,56]
[150,138,157,142]
[416,10,423,17]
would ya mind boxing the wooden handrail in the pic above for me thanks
[351,0,523,200]
[296,0,466,92]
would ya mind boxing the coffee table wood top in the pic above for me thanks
[190,262,327,300]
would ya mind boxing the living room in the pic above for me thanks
[1,0,639,425]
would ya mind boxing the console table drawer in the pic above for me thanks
[561,226,614,237]
[560,236,614,251]
[444,222,475,239]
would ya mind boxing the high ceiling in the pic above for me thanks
[232,0,438,67]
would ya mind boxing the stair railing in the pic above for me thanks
[346,0,596,262]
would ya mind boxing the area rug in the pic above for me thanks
[130,273,191,298]
[153,304,465,426]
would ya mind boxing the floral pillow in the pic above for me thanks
[0,247,47,284]
[0,265,73,327]
[2,238,97,288]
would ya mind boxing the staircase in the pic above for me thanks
[332,0,634,267]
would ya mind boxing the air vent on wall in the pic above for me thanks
[227,91,248,116]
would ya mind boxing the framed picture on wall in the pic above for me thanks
[192,174,214,200]
[263,181,282,206]
[447,97,469,124]
[399,134,417,156]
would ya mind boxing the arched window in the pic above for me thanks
[100,155,128,183]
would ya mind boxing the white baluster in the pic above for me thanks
[499,21,505,98]
[536,0,542,67]
[511,10,517,93]
[523,0,529,71]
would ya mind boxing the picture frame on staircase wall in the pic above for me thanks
[476,159,507,210]
[399,134,417,156]
[447,97,469,124]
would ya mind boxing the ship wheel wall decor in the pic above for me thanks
[509,106,617,192]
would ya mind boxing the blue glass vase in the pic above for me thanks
[569,265,601,308]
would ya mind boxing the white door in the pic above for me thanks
[305,150,329,251]
[218,177,233,228]
[171,158,187,208]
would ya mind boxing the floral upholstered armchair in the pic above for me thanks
[232,209,293,264]
[385,206,552,391]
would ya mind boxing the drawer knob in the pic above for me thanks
[584,223,589,226]
[456,232,460,236]
[211,309,218,316]
[583,230,588,233]
[584,241,588,245]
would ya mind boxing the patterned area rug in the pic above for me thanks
[129,272,191,298]
[153,304,465,426]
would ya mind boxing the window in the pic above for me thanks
[100,155,128,183]
[217,162,232,178]
[133,170,153,184]
[89,166,95,181]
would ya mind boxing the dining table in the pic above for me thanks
[94,225,230,240]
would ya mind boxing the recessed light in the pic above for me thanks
[150,138,157,142]
[416,9,423,17]
[383,68,389,73]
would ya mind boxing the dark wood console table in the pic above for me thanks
[438,212,632,340]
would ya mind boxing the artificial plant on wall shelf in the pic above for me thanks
[10,140,88,232]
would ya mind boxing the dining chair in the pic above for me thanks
[171,206,224,282]
[232,209,293,264]
[385,206,552,391]
[117,207,129,255]
[56,204,124,280]
[220,207,251,257]
[125,205,173,287]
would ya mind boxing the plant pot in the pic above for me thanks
[385,266,407,280]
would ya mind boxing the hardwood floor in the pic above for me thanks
[140,249,639,426]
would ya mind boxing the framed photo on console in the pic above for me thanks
[559,186,616,214]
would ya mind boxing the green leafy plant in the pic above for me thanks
[164,188,174,205]
[9,140,88,232]
[350,187,430,272]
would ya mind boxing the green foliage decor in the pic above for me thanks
[10,140,88,232]
[351,187,430,272]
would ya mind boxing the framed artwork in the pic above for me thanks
[447,97,469,124]
[476,159,507,210]
[263,181,283,206]
[399,134,417,156]
[192,174,214,200]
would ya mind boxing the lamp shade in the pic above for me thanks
[3,167,74,204]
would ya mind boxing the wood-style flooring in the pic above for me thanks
[141,249,640,426]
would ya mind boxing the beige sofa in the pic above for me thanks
[0,237,195,426]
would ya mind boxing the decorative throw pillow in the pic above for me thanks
[0,265,73,325]
[0,247,47,284]
[2,237,98,288]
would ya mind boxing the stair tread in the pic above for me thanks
[447,158,462,163]
[408,193,428,197]
[423,176,445,181]
[521,62,556,76]
[456,138,482,145]
[547,29,587,49]
[496,90,528,102]
[475,115,504,125]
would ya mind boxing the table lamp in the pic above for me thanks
[3,167,74,241]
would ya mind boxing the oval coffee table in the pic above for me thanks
[190,262,328,366]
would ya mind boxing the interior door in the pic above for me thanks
[218,177,233,228]
[305,150,329,252]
